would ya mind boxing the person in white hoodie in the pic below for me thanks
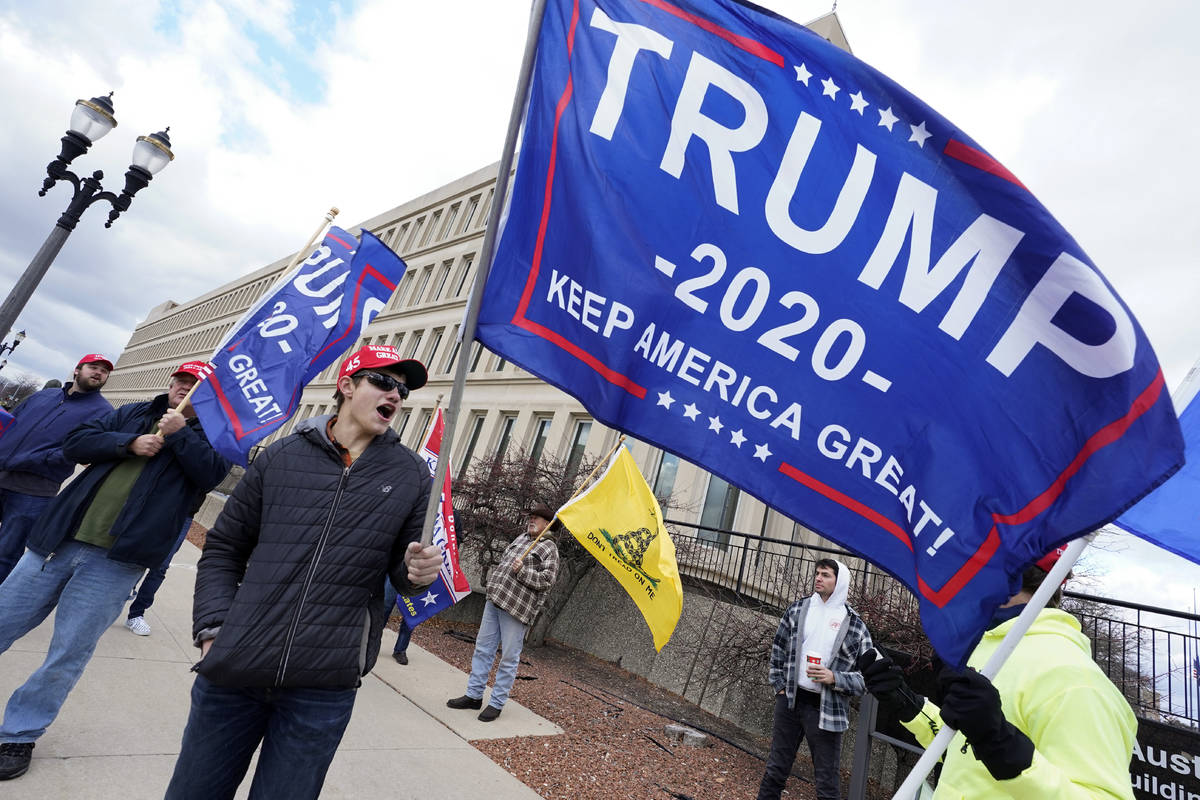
[756,558,874,800]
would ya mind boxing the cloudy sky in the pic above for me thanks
[1,0,1198,611]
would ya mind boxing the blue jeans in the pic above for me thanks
[466,599,527,708]
[128,518,191,619]
[382,578,413,655]
[0,542,145,743]
[0,490,52,585]
[165,674,357,800]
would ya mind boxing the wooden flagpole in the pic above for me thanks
[419,0,550,546]
[160,206,340,431]
[518,435,627,560]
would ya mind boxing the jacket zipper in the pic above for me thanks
[274,461,353,686]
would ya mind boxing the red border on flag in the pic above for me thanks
[779,370,1168,607]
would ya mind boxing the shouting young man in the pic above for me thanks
[165,345,443,800]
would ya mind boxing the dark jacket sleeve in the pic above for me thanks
[41,398,113,478]
[192,448,267,637]
[163,422,231,492]
[386,456,433,596]
[62,404,143,463]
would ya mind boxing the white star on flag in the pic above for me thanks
[420,591,439,606]
[754,443,772,462]
[877,106,898,131]
[708,416,723,433]
[730,429,746,448]
[657,390,675,409]
[849,91,869,115]
[909,121,932,147]
[821,76,840,99]
[683,403,700,421]
[793,63,812,85]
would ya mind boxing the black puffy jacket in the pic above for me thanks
[193,416,431,689]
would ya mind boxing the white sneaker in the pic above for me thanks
[125,616,151,636]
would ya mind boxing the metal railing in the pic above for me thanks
[1064,590,1200,726]
[665,518,1200,728]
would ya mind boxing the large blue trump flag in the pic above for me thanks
[475,0,1183,665]
[191,227,406,465]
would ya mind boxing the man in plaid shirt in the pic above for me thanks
[447,502,560,722]
[757,558,873,800]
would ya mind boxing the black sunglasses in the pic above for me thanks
[358,371,409,399]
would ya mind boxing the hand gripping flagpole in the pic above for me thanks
[162,206,340,429]
[419,0,550,546]
[518,435,627,561]
[890,533,1093,800]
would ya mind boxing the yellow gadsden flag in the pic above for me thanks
[556,448,683,651]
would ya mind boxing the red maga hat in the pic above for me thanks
[337,345,427,391]
[76,354,114,371]
[171,361,211,380]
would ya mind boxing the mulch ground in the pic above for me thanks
[403,616,820,800]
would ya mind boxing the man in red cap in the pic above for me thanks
[165,345,443,800]
[0,354,114,584]
[0,361,230,781]
[857,548,1137,798]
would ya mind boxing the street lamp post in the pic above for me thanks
[0,93,174,342]
[0,330,27,372]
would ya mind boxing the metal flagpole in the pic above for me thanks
[419,0,550,546]
[891,534,1093,800]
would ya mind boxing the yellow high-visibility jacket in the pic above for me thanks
[903,608,1136,800]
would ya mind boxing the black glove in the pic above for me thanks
[855,650,924,722]
[937,667,1035,781]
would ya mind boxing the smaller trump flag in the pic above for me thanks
[190,226,406,465]
[0,407,14,437]
[395,407,471,627]
[556,447,683,651]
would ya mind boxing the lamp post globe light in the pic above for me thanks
[0,329,27,357]
[0,92,174,343]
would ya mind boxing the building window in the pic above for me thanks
[455,258,474,297]
[698,475,739,548]
[565,419,592,476]
[460,195,480,232]
[405,216,425,250]
[469,343,485,373]
[653,451,680,505]
[394,409,411,438]
[495,413,517,460]
[529,415,553,466]
[457,413,486,478]
[430,261,453,302]
[444,332,462,373]
[424,328,444,368]
[493,356,506,372]
[410,266,433,305]
[406,332,424,359]
[410,409,433,448]
[440,203,460,239]
[419,209,442,247]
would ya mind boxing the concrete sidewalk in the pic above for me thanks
[0,541,560,799]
